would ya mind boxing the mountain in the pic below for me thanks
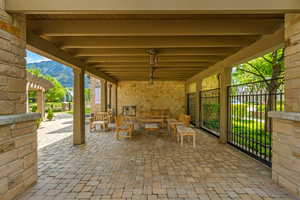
[27,61,89,88]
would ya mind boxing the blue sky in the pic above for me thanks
[26,50,50,63]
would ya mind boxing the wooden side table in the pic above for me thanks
[177,126,196,148]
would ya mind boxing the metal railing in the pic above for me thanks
[227,78,284,166]
[200,88,220,136]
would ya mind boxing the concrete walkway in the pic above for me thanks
[37,113,73,149]
[15,114,298,200]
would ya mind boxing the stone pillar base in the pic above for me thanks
[0,113,40,200]
[269,111,300,198]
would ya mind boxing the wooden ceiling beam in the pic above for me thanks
[28,19,282,36]
[100,67,205,72]
[85,55,225,63]
[92,62,213,67]
[187,27,284,82]
[58,36,260,49]
[72,47,240,57]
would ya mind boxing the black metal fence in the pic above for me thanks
[227,78,284,166]
[200,88,220,136]
[187,93,196,125]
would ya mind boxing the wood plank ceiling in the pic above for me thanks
[27,14,284,81]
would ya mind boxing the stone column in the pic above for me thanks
[219,67,231,143]
[0,8,40,200]
[73,68,85,145]
[100,79,107,112]
[269,13,300,198]
[36,90,45,119]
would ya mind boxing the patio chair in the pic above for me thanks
[115,115,134,140]
[90,112,109,132]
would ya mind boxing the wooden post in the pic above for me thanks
[111,83,117,116]
[195,79,202,127]
[36,89,45,119]
[100,79,107,112]
[73,68,85,145]
[108,83,112,108]
[219,67,231,143]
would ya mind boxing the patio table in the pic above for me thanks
[176,126,196,148]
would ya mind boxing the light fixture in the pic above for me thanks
[146,49,159,84]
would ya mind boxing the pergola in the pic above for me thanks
[26,72,53,119]
[1,1,300,199]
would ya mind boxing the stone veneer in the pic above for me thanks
[201,74,220,90]
[117,81,185,118]
[0,13,27,115]
[90,77,102,114]
[269,112,300,197]
[0,113,40,200]
[269,14,300,198]
[0,5,40,200]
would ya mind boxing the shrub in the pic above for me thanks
[36,118,42,128]
[30,104,37,112]
[47,109,54,121]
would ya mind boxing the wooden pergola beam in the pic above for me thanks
[72,48,240,57]
[28,19,282,36]
[59,36,260,49]
[26,31,117,83]
[85,55,225,63]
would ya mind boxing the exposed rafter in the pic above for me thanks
[28,19,282,36]
[85,56,225,63]
[58,36,260,49]
[72,48,240,57]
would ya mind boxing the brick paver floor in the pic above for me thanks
[15,114,298,200]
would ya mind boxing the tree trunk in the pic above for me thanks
[265,63,281,133]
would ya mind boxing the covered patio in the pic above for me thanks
[15,114,295,200]
[1,1,300,200]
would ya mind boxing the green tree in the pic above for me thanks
[44,75,66,102]
[232,48,284,132]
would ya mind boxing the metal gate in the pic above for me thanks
[187,93,196,125]
[200,88,220,136]
[227,78,284,166]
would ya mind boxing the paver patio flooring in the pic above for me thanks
[15,114,298,200]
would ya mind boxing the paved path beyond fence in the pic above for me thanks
[15,113,298,200]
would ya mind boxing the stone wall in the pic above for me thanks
[268,14,300,199]
[0,113,39,200]
[117,81,185,118]
[201,74,220,90]
[90,77,102,114]
[285,14,300,112]
[0,13,27,115]
[0,8,40,200]
[269,113,300,197]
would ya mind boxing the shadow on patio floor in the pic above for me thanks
[16,122,299,200]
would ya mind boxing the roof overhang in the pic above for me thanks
[5,0,300,14]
